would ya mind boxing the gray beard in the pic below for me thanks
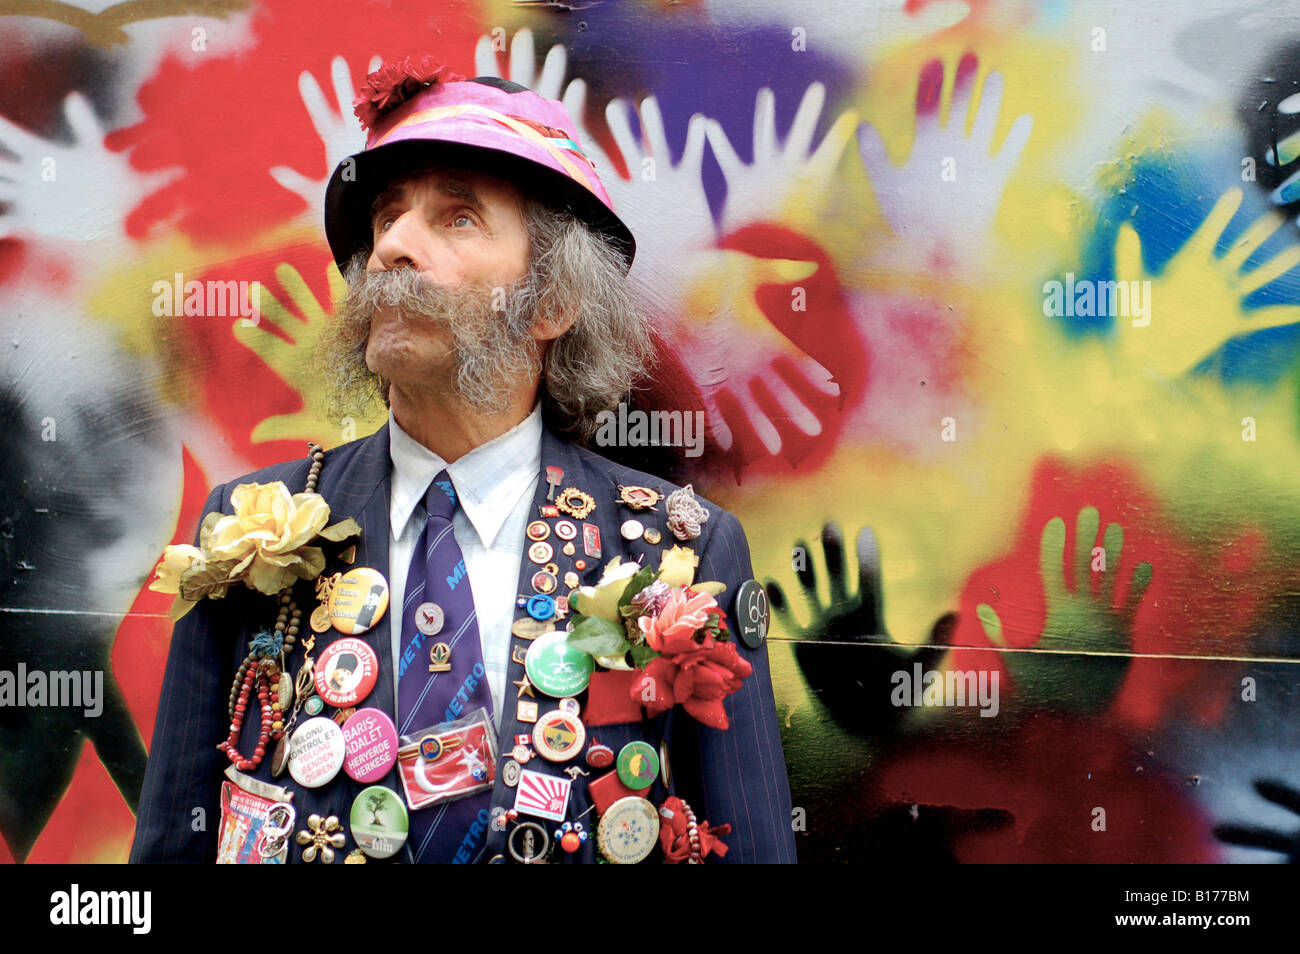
[330,254,541,416]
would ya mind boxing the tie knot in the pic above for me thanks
[424,469,458,521]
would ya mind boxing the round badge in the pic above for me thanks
[532,710,586,762]
[597,796,660,864]
[528,541,554,564]
[525,630,595,698]
[414,602,444,637]
[342,707,399,783]
[735,579,770,649]
[574,559,587,571]
[586,741,614,769]
[309,604,332,634]
[555,520,577,540]
[502,759,522,787]
[314,638,379,708]
[526,594,556,621]
[620,519,644,540]
[303,695,324,716]
[349,785,408,860]
[418,734,444,761]
[531,570,558,595]
[558,697,581,716]
[526,520,550,541]
[643,527,662,545]
[327,567,390,635]
[511,743,532,763]
[288,716,346,788]
[616,741,659,790]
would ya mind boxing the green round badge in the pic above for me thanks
[349,785,409,860]
[304,695,324,716]
[616,741,659,790]
[525,630,595,698]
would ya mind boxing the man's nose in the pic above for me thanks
[370,209,440,276]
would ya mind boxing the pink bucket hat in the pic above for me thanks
[324,57,635,273]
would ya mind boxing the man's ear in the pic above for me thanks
[528,303,577,344]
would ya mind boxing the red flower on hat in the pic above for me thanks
[353,55,465,131]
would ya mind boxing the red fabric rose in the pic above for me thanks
[353,56,465,131]
[634,639,752,730]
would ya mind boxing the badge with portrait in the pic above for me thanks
[216,767,296,864]
[396,707,497,811]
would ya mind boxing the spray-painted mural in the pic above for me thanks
[3,0,1300,863]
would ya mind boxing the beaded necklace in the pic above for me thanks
[217,444,326,773]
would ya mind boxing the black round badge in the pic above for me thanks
[735,579,769,649]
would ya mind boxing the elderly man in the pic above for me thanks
[131,60,795,864]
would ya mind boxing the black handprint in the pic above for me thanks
[765,522,952,737]
[1214,779,1300,862]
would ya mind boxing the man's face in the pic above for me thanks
[361,167,532,393]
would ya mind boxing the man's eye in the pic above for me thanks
[451,213,475,228]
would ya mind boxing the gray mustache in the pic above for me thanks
[343,266,492,323]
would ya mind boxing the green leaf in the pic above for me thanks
[565,615,630,657]
[617,566,657,612]
[318,518,361,543]
[178,561,237,601]
[628,642,660,669]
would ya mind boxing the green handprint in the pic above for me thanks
[232,262,386,447]
[976,506,1153,714]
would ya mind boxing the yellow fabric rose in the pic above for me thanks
[205,483,333,595]
[148,544,205,595]
[658,545,698,587]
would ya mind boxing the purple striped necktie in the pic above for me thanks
[397,469,495,863]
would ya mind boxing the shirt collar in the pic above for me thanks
[389,405,542,549]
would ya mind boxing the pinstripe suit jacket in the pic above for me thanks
[130,424,796,863]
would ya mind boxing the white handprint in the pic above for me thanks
[0,92,180,247]
[858,69,1032,245]
[599,94,715,316]
[705,83,859,232]
[269,55,378,218]
[469,29,717,317]
[473,27,566,101]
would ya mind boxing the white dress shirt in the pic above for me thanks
[386,405,542,724]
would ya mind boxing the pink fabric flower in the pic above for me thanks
[632,588,751,729]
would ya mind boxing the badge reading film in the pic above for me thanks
[327,567,390,635]
[525,630,595,697]
[349,785,409,860]
[314,638,379,708]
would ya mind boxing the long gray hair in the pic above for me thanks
[319,198,652,443]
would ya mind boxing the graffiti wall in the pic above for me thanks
[3,0,1300,864]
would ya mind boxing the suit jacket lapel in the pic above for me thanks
[493,427,590,758]
[313,424,396,719]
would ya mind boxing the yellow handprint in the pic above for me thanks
[232,262,386,447]
[1113,188,1300,377]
